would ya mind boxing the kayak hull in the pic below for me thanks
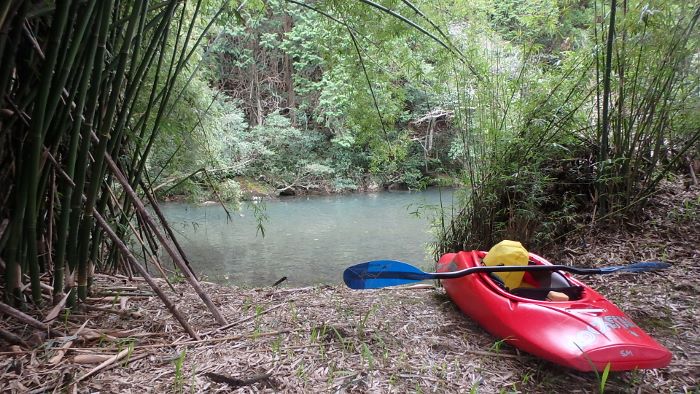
[436,251,672,371]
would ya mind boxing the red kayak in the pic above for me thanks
[436,250,672,371]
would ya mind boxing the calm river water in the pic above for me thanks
[160,188,455,287]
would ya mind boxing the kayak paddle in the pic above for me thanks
[343,260,671,289]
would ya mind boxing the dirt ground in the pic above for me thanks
[1,180,698,393]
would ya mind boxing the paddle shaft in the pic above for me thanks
[366,264,617,281]
[442,264,618,278]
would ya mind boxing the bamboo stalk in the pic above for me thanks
[103,153,227,326]
[22,0,72,306]
[104,0,151,158]
[92,209,199,340]
[126,9,174,171]
[65,0,110,305]
[0,2,27,110]
[53,38,99,297]
[42,1,95,133]
[76,0,120,301]
[130,1,230,184]
[104,184,176,292]
[141,180,198,280]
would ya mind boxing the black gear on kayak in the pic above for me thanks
[489,268,584,301]
[510,286,585,301]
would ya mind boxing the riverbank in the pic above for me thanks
[160,174,460,204]
[1,180,698,392]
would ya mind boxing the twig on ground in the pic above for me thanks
[205,371,273,388]
[74,348,130,383]
[49,320,90,365]
[0,327,29,347]
[0,301,65,337]
[203,303,284,336]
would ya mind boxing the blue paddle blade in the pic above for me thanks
[343,260,433,289]
[598,261,671,273]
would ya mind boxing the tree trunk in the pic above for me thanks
[283,13,296,126]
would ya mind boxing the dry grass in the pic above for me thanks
[1,181,698,393]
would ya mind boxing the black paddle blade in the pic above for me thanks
[598,261,671,274]
[343,260,433,289]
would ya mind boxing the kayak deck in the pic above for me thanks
[436,250,672,371]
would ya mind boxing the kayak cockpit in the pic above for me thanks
[487,268,585,301]
[472,250,586,302]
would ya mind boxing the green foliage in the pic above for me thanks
[243,113,330,189]
[435,0,700,253]
[599,362,612,393]
[490,338,508,353]
[187,0,460,195]
[173,349,187,393]
[590,1,700,208]
[216,179,242,203]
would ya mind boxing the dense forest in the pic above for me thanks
[1,0,698,305]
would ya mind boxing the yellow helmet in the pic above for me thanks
[482,240,529,289]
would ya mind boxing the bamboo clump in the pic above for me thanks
[0,1,232,338]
